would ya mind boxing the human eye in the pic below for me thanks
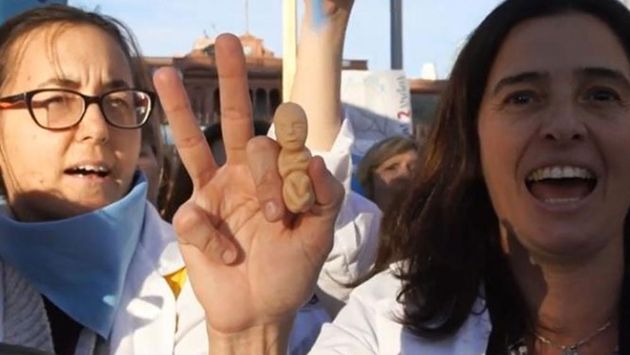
[108,95,132,108]
[583,87,621,103]
[383,162,400,172]
[31,91,75,109]
[502,90,539,106]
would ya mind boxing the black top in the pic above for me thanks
[43,297,81,355]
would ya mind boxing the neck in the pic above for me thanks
[505,234,623,354]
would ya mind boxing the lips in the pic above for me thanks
[525,165,597,204]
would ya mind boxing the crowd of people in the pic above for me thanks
[0,0,628,354]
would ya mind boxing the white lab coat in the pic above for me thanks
[0,203,330,355]
[0,203,191,354]
[309,265,492,355]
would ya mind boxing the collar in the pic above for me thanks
[0,174,147,338]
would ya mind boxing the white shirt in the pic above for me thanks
[270,119,382,317]
[309,265,492,355]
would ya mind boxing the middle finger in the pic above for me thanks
[215,33,254,166]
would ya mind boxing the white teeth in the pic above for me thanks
[527,166,594,182]
[69,165,110,175]
[543,197,581,204]
[76,165,108,172]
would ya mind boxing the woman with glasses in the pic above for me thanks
[0,5,203,355]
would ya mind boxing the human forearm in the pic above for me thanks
[291,1,353,151]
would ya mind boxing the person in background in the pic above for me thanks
[356,135,418,211]
[158,0,630,353]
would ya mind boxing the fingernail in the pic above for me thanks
[265,201,279,220]
[221,249,236,264]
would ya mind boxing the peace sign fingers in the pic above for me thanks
[153,67,218,188]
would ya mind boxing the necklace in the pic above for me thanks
[533,320,612,355]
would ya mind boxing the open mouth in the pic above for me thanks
[64,164,111,178]
[525,165,597,204]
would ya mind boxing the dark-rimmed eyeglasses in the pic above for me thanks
[0,88,156,130]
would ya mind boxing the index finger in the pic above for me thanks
[215,33,254,165]
[153,67,217,188]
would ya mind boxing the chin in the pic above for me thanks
[522,224,606,258]
[47,193,122,219]
[8,187,125,222]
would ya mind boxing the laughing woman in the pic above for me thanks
[161,0,630,354]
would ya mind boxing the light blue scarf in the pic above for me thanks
[0,174,147,339]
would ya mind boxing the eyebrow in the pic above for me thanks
[102,79,131,91]
[491,67,630,96]
[36,77,80,89]
[576,67,630,89]
[36,78,131,91]
[492,72,549,96]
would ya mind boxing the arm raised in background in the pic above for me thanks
[153,34,344,355]
[291,0,355,151]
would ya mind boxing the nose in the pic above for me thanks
[75,102,109,143]
[539,101,587,143]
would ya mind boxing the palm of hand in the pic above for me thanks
[180,165,332,333]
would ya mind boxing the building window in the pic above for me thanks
[254,88,268,121]
[269,89,281,116]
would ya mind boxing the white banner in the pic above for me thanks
[340,70,413,158]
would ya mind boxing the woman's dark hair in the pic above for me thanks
[379,0,630,351]
[0,4,151,93]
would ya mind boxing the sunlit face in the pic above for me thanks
[0,24,141,221]
[372,149,418,210]
[275,116,307,150]
[478,13,630,258]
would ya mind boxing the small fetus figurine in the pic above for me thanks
[274,103,315,213]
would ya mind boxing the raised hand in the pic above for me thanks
[293,0,355,151]
[153,34,344,350]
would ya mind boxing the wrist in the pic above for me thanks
[207,320,294,355]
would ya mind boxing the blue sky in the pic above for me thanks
[67,0,503,79]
